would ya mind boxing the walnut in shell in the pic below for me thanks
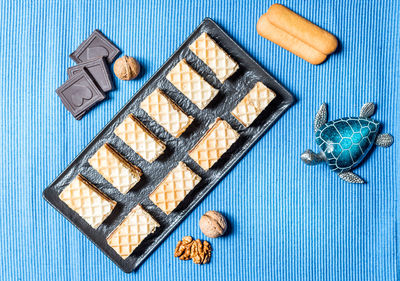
[199,210,227,238]
[113,55,140,80]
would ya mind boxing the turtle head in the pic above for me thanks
[301,149,326,165]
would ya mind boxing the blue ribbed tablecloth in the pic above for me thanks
[0,0,399,280]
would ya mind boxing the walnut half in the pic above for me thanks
[174,236,194,260]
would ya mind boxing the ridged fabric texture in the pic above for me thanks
[0,0,399,280]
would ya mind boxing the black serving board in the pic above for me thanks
[43,18,295,273]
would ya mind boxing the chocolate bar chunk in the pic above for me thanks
[67,57,114,92]
[55,69,106,120]
[70,30,120,64]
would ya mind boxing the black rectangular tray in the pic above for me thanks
[43,18,295,273]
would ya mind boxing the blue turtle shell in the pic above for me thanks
[315,117,380,173]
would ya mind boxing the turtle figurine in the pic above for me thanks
[301,103,393,184]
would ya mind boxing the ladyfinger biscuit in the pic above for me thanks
[257,17,327,65]
[266,4,338,55]
[257,4,337,65]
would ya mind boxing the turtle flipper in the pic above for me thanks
[375,133,394,147]
[301,150,326,165]
[359,102,375,118]
[338,172,365,184]
[314,103,328,133]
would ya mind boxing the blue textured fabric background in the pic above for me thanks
[0,0,399,280]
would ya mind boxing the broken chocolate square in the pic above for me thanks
[67,57,114,92]
[70,30,120,64]
[55,69,106,119]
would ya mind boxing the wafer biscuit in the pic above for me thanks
[114,114,166,163]
[166,59,219,110]
[59,174,116,229]
[107,205,160,259]
[149,162,201,215]
[188,118,240,171]
[140,89,194,138]
[88,143,142,194]
[231,82,276,127]
[189,32,239,83]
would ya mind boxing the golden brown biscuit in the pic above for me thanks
[257,16,327,65]
[266,4,338,55]
[257,4,337,65]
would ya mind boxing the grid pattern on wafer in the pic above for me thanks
[189,32,239,83]
[114,114,166,163]
[59,175,116,229]
[188,118,240,171]
[166,59,219,110]
[149,162,201,215]
[88,143,142,194]
[231,82,276,127]
[106,205,160,259]
[140,89,194,137]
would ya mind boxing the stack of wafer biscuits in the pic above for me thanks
[88,143,142,194]
[140,89,194,138]
[167,59,219,110]
[189,118,240,171]
[149,162,201,215]
[231,82,276,127]
[59,174,116,229]
[106,205,160,259]
[189,32,239,82]
[114,114,166,163]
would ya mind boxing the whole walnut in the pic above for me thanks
[199,211,227,238]
[113,55,140,80]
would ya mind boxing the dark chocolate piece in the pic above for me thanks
[55,69,106,120]
[70,30,120,64]
[67,57,114,92]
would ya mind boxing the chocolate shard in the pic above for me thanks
[69,30,120,64]
[67,57,114,92]
[55,68,106,120]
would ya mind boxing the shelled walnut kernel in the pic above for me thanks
[174,236,212,264]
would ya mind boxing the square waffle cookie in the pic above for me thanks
[140,88,194,138]
[88,143,142,194]
[114,114,166,163]
[59,174,116,229]
[189,32,239,83]
[107,204,160,259]
[231,82,276,127]
[149,162,201,215]
[166,59,219,110]
[188,118,240,171]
